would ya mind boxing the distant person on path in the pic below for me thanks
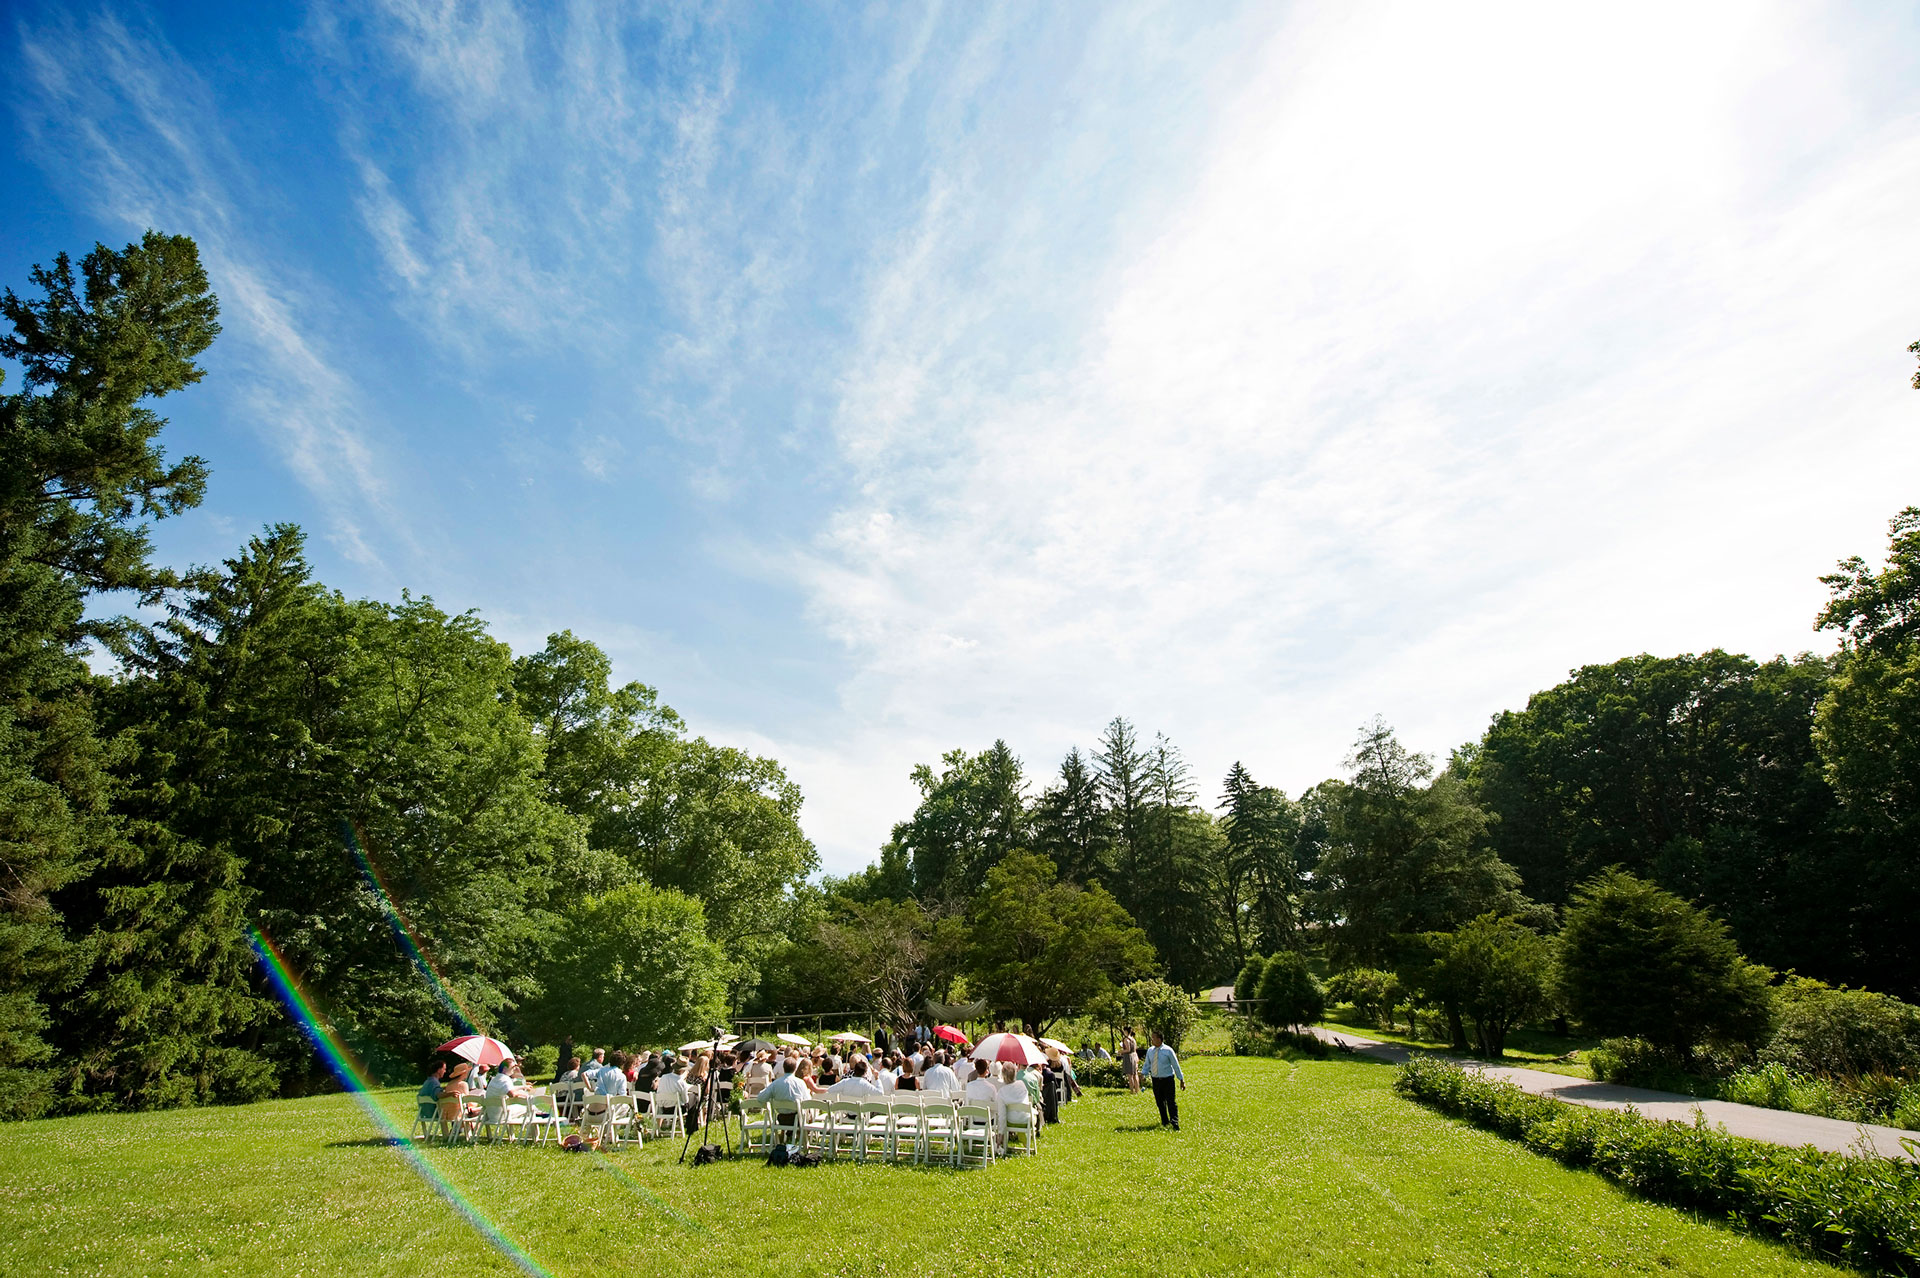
[1121,1026,1141,1093]
[1143,1030,1186,1130]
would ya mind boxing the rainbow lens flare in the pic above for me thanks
[339,819,478,1034]
[247,925,552,1278]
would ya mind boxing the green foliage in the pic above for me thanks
[1111,977,1200,1051]
[0,232,221,1116]
[1469,651,1846,984]
[891,741,1029,904]
[1814,512,1920,1000]
[531,883,726,1050]
[1720,1062,1920,1130]
[1420,914,1552,1058]
[963,851,1155,1031]
[1030,746,1114,889]
[1315,719,1525,968]
[1233,953,1269,1003]
[1396,1056,1920,1274]
[1219,762,1305,962]
[1556,870,1773,1060]
[1325,967,1400,1025]
[520,1044,559,1080]
[1762,977,1920,1078]
[1254,951,1325,1029]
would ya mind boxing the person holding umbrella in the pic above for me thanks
[1142,1029,1186,1130]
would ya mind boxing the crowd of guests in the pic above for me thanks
[417,1021,1153,1146]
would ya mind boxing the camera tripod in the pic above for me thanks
[678,1025,736,1164]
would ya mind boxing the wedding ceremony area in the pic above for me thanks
[5,0,1920,1274]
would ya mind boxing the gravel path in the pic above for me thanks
[1307,1027,1919,1161]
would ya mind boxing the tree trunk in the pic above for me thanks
[1444,1002,1467,1052]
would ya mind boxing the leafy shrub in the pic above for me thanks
[1117,978,1199,1051]
[1230,1016,1270,1056]
[1076,1058,1126,1088]
[1557,870,1773,1060]
[1721,1062,1920,1130]
[1255,952,1325,1028]
[1234,955,1269,1004]
[1326,968,1399,1025]
[522,1044,560,1080]
[1764,978,1920,1078]
[1396,1056,1920,1274]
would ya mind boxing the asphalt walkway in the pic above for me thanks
[1307,1027,1918,1161]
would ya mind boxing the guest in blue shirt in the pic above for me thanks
[416,1062,446,1123]
[596,1052,630,1095]
[1143,1030,1186,1130]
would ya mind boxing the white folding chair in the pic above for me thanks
[739,1094,775,1155]
[798,1099,833,1155]
[956,1103,996,1168]
[1003,1101,1038,1156]
[766,1097,802,1151]
[520,1092,566,1146]
[436,1095,475,1144]
[477,1093,516,1144]
[857,1100,892,1161]
[919,1097,957,1166]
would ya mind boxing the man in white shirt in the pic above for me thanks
[654,1062,691,1131]
[823,1058,882,1099]
[919,1050,961,1095]
[875,1055,897,1095]
[909,1047,927,1074]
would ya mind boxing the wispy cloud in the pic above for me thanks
[13,8,401,568]
[778,0,1920,864]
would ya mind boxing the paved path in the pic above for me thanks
[1308,1027,1919,1161]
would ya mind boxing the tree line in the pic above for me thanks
[0,234,818,1117]
[5,230,1915,1117]
[785,510,1920,1021]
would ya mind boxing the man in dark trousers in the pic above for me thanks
[1142,1029,1186,1130]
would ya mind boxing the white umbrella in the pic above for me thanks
[777,1032,813,1046]
[680,1040,713,1053]
[830,1032,871,1044]
[1038,1037,1075,1055]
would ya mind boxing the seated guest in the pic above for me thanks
[920,1051,961,1095]
[742,1051,773,1097]
[796,1058,825,1096]
[875,1054,897,1095]
[823,1057,882,1099]
[595,1052,630,1095]
[634,1050,660,1093]
[893,1058,919,1092]
[654,1062,692,1132]
[996,1062,1031,1152]
[581,1047,608,1086]
[416,1062,446,1123]
[555,1056,583,1084]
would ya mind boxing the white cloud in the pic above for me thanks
[784,0,1920,869]
[13,9,402,569]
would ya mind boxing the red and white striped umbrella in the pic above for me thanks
[435,1035,512,1066]
[970,1032,1045,1065]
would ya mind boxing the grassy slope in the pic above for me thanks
[0,1056,1846,1278]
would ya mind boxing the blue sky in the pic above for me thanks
[7,1,1920,874]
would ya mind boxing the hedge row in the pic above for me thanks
[1394,1056,1920,1276]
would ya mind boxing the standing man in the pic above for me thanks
[1143,1030,1186,1130]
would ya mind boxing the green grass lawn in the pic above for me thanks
[0,1056,1849,1277]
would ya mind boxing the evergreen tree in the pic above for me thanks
[1030,746,1114,888]
[0,232,219,1116]
[1093,717,1149,916]
[1316,719,1525,969]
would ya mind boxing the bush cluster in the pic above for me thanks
[1722,1062,1920,1132]
[1395,1056,1920,1275]
[1075,1058,1126,1088]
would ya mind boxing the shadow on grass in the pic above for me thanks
[1112,1122,1166,1133]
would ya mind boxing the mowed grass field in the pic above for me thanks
[0,1055,1849,1277]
